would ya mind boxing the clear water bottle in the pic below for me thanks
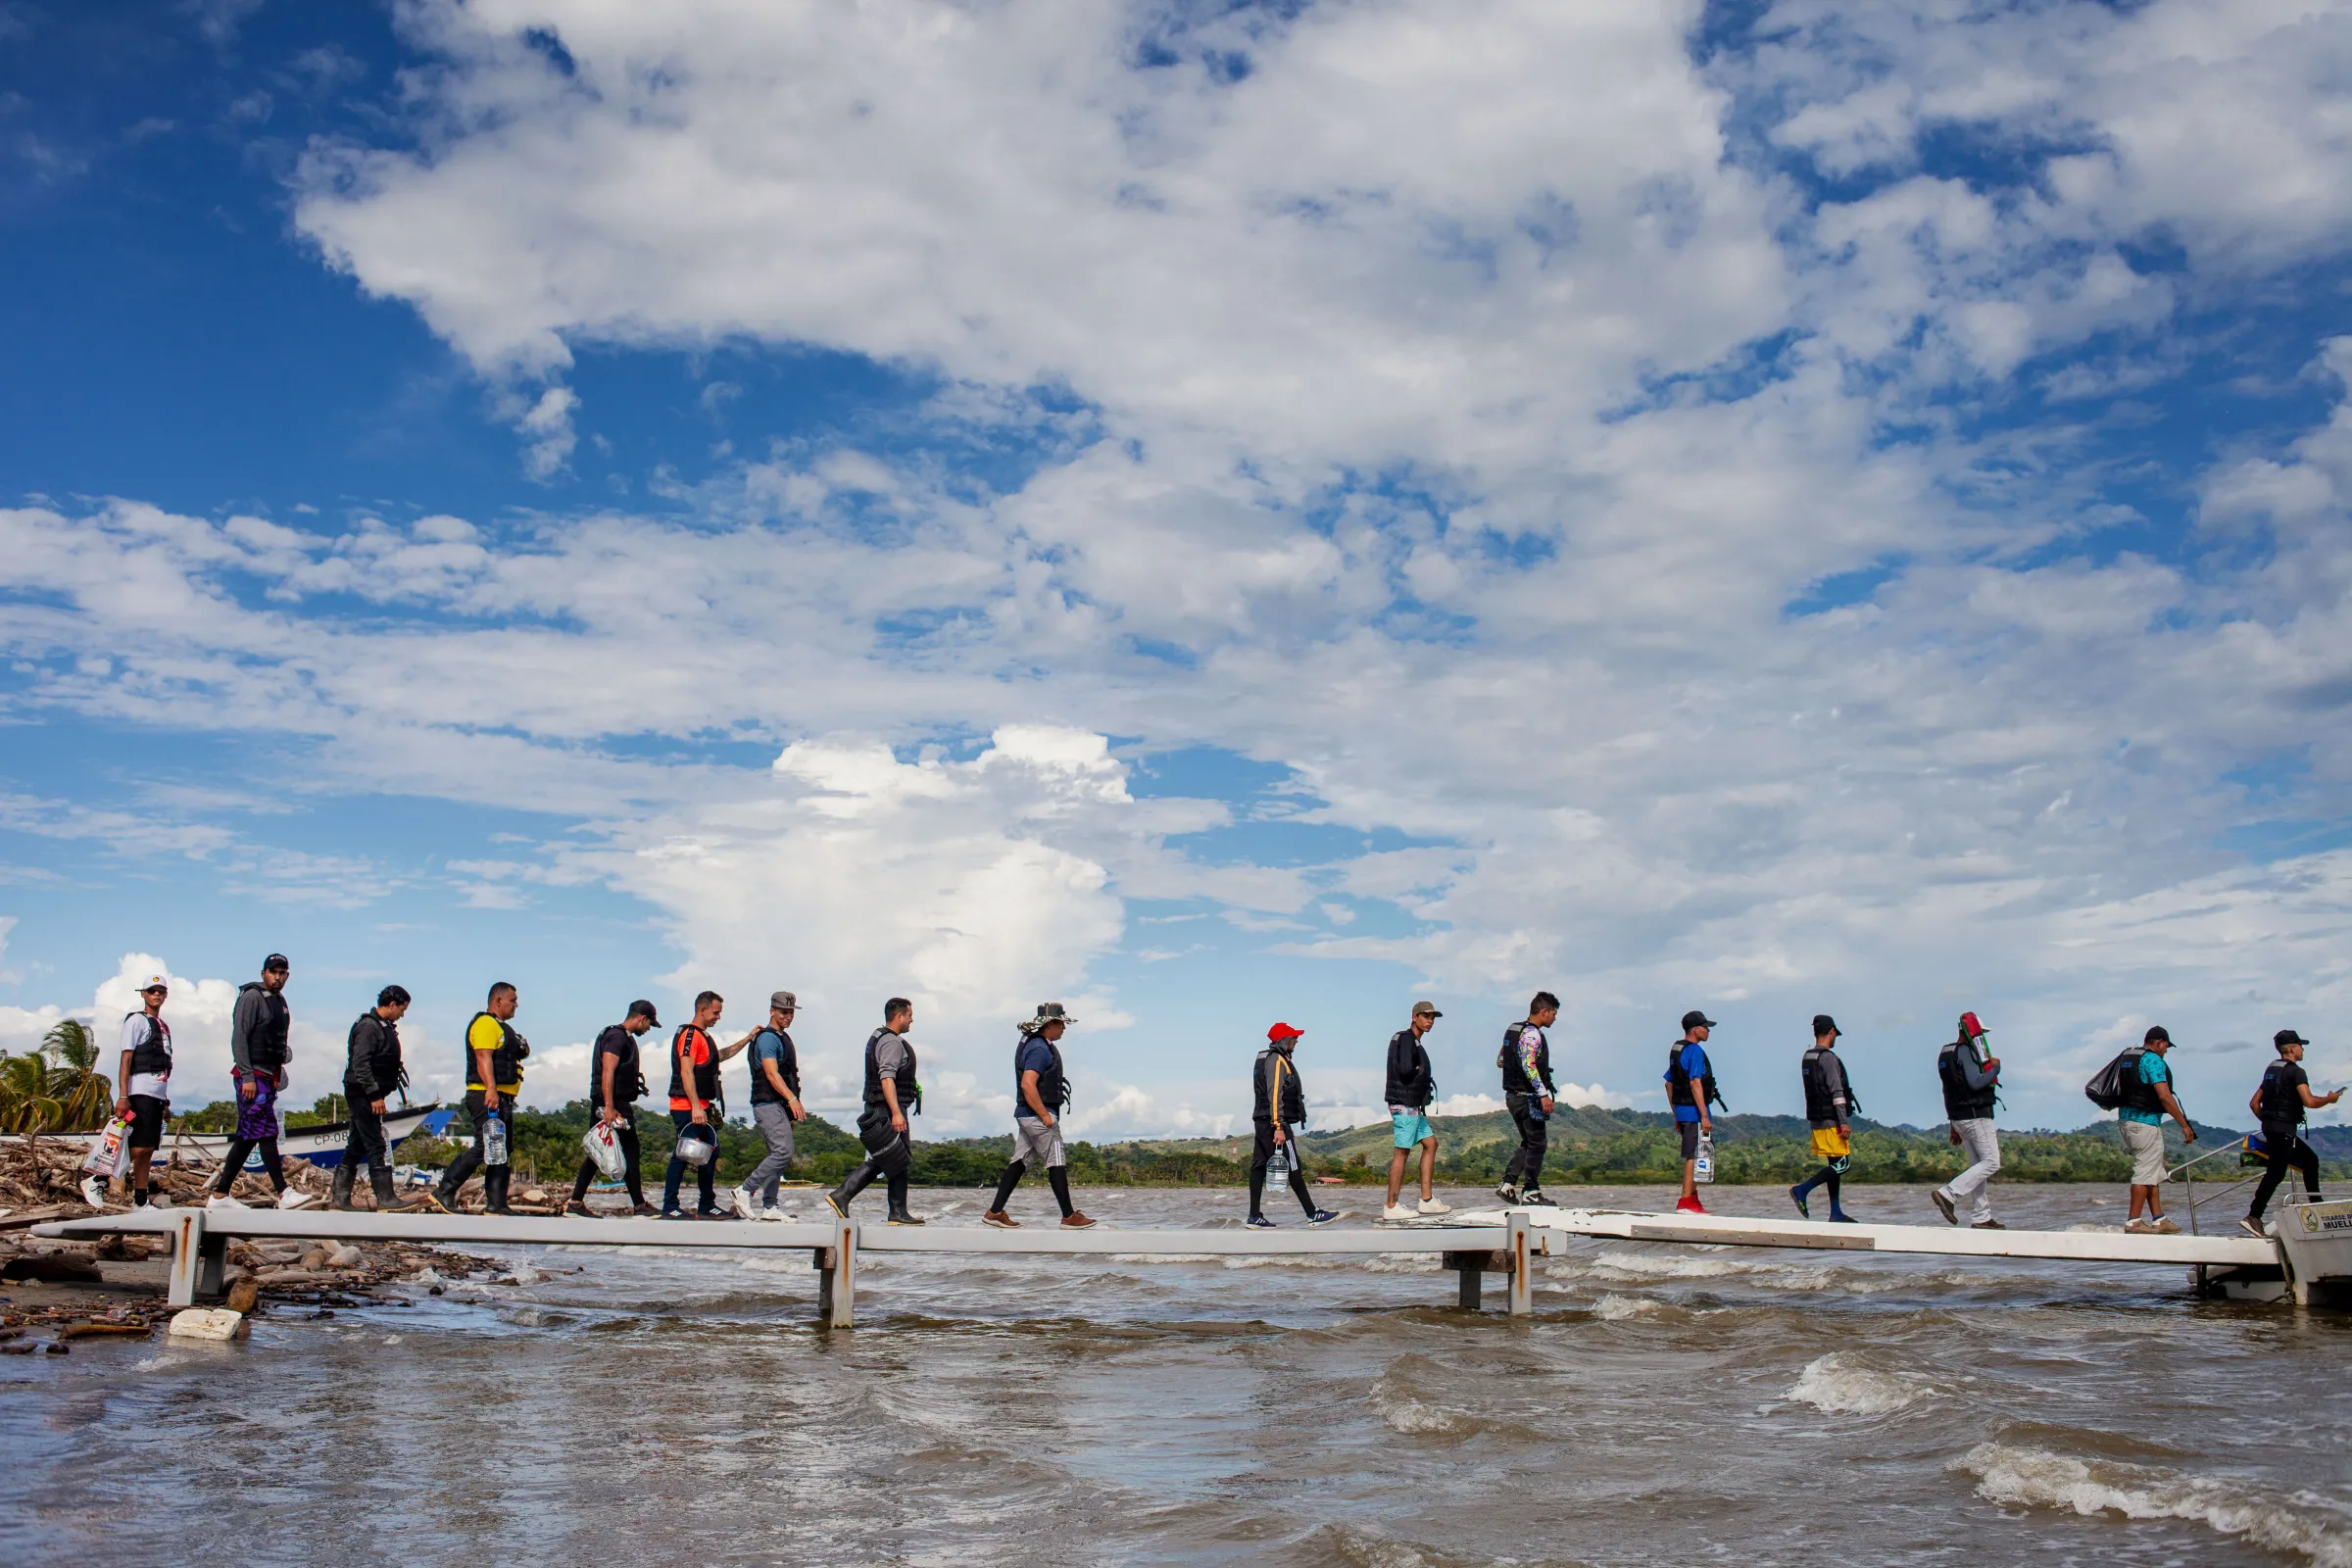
[1267,1137,1292,1177]
[1692,1134,1715,1185]
[483,1109,510,1168]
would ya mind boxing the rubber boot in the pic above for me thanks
[484,1166,514,1216]
[369,1167,398,1212]
[329,1161,359,1212]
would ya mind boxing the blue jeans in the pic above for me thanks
[663,1108,720,1213]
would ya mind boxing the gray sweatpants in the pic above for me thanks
[739,1102,798,1205]
[1939,1118,2000,1222]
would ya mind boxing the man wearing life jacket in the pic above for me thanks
[334,984,412,1212]
[1789,1015,1858,1223]
[565,999,660,1217]
[1665,1009,1722,1215]
[1383,1001,1450,1221]
[982,1003,1096,1230]
[729,990,808,1221]
[206,953,313,1211]
[662,990,745,1219]
[1246,1023,1337,1229]
[1494,992,1560,1207]
[823,997,927,1226]
[107,974,175,1208]
[430,981,531,1215]
[2243,1029,2340,1237]
[1931,1011,2003,1228]
[2118,1025,2194,1234]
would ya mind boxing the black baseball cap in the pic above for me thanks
[1682,1009,1717,1031]
[2276,1028,2309,1049]
[628,999,661,1024]
[1813,1014,1838,1038]
[2144,1025,2172,1045]
[263,953,290,972]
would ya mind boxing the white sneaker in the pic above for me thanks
[1382,1203,1416,1221]
[276,1188,318,1210]
[79,1177,107,1208]
[207,1195,248,1210]
[755,1204,791,1223]
[730,1186,758,1221]
[1417,1197,1452,1215]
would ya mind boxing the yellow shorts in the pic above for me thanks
[1810,1127,1851,1159]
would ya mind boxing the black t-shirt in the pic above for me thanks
[2262,1058,2310,1128]
[592,1023,646,1108]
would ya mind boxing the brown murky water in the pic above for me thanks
[5,1183,2349,1566]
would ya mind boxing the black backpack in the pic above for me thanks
[2084,1048,2140,1111]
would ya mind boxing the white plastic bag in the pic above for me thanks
[581,1121,626,1181]
[80,1118,129,1179]
[1693,1134,1716,1185]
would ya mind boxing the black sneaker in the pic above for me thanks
[1246,1214,1276,1229]
[1931,1189,1958,1226]
[697,1206,738,1221]
[1305,1209,1340,1227]
[1788,1185,1811,1219]
[1971,1219,2006,1230]
[1519,1189,1557,1207]
[1493,1182,1520,1203]
[660,1208,695,1221]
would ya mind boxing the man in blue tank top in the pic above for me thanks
[981,1004,1095,1229]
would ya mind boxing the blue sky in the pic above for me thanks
[3,0,2349,1138]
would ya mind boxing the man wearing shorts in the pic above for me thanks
[1789,1014,1857,1222]
[982,1004,1094,1228]
[111,975,174,1207]
[2120,1026,2194,1234]
[1666,1010,1721,1214]
[1382,1002,1450,1220]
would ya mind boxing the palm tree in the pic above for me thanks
[40,1019,113,1131]
[0,1052,64,1148]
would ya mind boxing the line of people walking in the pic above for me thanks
[89,955,2334,1235]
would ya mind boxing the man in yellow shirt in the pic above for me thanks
[430,981,530,1214]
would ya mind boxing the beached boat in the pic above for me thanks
[44,1104,455,1170]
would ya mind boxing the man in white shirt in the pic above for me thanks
[111,974,174,1207]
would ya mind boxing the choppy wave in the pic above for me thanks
[1959,1442,2352,1565]
[1370,1381,1480,1438]
[1785,1352,1933,1415]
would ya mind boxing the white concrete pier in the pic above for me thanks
[34,1200,2301,1324]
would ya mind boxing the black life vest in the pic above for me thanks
[590,1024,645,1106]
[749,1028,799,1105]
[1665,1041,1725,1112]
[1801,1046,1858,1122]
[1938,1040,1996,1119]
[344,1010,408,1097]
[464,1011,529,1090]
[667,1024,722,1109]
[2116,1047,2166,1116]
[2259,1059,2307,1127]
[238,981,291,1071]
[1013,1030,1069,1116]
[124,1012,172,1077]
[1254,1046,1305,1126]
[1498,1023,1555,1097]
[862,1028,919,1115]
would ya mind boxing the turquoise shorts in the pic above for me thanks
[1392,1111,1434,1149]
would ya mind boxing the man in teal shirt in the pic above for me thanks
[2120,1026,2195,1234]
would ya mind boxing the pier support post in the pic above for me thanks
[1507,1212,1532,1316]
[167,1209,209,1306]
[815,1216,857,1328]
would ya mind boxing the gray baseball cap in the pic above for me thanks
[770,991,798,1011]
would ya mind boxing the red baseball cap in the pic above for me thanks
[1267,1022,1303,1042]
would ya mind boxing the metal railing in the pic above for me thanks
[2167,1136,2253,1236]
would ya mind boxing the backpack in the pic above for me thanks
[2084,1048,2142,1112]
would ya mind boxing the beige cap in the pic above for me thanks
[1411,1000,1442,1017]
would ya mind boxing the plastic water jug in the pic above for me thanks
[483,1110,510,1168]
[1267,1139,1293,1177]
[1693,1134,1715,1185]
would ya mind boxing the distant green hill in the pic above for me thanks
[923,1106,2342,1189]
[384,1099,2345,1190]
